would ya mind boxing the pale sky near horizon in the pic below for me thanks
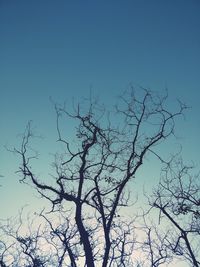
[0,1,200,266]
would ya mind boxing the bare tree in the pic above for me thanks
[12,88,185,266]
[39,210,80,267]
[0,212,50,267]
[151,159,200,267]
[137,219,174,267]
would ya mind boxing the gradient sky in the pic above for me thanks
[0,1,200,265]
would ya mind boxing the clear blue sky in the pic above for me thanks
[0,0,200,225]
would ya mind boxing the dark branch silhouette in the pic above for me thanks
[150,159,200,267]
[5,88,187,266]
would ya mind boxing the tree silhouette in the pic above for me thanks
[7,88,187,266]
[150,159,200,266]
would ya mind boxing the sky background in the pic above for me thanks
[0,1,200,265]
